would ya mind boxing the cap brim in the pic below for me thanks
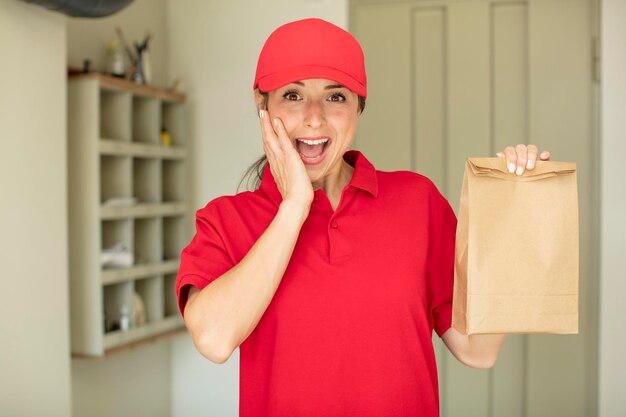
[255,65,367,98]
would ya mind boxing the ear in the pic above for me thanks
[253,89,266,111]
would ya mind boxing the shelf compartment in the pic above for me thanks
[163,160,187,202]
[103,315,184,351]
[133,96,160,144]
[134,218,162,264]
[99,139,186,159]
[163,273,179,317]
[135,276,164,324]
[134,158,161,203]
[100,90,132,141]
[100,202,187,220]
[101,219,133,262]
[102,259,180,285]
[100,155,132,202]
[103,281,134,333]
[163,216,188,261]
[162,102,185,146]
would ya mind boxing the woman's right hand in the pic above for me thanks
[259,109,314,209]
[186,112,316,362]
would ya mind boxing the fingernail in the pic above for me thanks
[516,166,524,176]
[508,163,515,173]
[273,118,278,127]
[259,109,264,119]
[527,159,534,169]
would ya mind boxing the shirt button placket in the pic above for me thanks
[328,219,338,263]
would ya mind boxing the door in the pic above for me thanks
[350,1,598,416]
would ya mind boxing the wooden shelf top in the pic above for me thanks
[69,71,186,103]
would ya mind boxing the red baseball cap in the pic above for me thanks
[253,18,367,98]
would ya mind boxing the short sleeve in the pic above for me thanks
[175,206,235,317]
[428,198,457,338]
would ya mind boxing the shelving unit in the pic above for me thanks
[68,73,192,357]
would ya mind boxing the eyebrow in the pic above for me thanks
[292,81,346,90]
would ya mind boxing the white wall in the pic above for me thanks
[0,1,71,416]
[165,1,348,415]
[599,1,626,416]
[72,343,171,417]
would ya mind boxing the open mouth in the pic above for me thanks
[294,137,331,163]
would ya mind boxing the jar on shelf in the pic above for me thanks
[106,39,126,78]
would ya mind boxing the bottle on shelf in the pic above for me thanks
[160,127,172,147]
[119,306,131,331]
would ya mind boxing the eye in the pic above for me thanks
[282,90,301,101]
[328,92,346,102]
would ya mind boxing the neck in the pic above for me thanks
[312,158,355,210]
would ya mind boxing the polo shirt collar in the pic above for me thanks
[259,150,379,206]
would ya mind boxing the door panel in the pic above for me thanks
[351,1,597,416]
[526,2,594,417]
[352,2,413,171]
[443,5,492,416]
[413,7,446,191]
[491,5,527,417]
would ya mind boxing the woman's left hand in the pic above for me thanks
[496,144,551,176]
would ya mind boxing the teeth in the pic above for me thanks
[297,138,329,145]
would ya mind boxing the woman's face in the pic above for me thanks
[258,78,360,185]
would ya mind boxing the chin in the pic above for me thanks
[305,169,322,180]
[305,167,326,184]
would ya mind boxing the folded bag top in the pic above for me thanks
[467,157,576,181]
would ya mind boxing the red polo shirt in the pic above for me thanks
[176,150,456,417]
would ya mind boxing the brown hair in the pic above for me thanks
[237,90,366,192]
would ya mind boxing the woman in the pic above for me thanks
[176,18,550,417]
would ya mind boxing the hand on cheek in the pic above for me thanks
[258,110,313,206]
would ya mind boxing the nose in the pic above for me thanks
[304,100,325,129]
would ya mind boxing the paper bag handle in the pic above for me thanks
[467,157,576,181]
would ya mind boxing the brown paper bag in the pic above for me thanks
[452,157,579,335]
